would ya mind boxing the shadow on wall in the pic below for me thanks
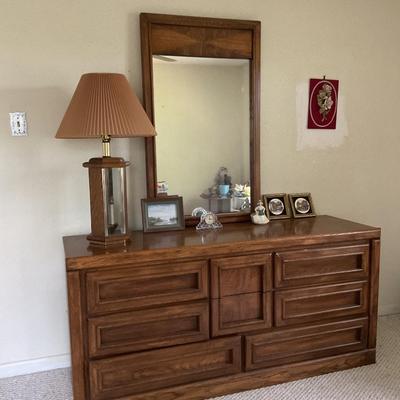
[0,87,100,368]
[0,87,98,236]
[126,12,143,91]
[125,12,157,230]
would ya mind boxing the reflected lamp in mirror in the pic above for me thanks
[55,73,156,247]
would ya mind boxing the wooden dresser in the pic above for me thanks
[63,215,381,400]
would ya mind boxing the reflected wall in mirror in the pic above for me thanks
[140,13,261,224]
[153,56,250,215]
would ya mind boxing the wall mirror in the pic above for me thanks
[140,13,260,224]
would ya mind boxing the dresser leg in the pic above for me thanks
[67,271,87,400]
[368,239,381,349]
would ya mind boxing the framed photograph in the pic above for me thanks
[263,193,291,220]
[141,196,184,232]
[288,193,316,218]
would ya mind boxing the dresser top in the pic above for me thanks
[63,216,380,270]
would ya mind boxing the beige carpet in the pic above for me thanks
[0,315,399,400]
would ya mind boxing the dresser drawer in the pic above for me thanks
[88,302,209,358]
[275,281,368,327]
[86,260,208,315]
[211,253,272,298]
[89,336,242,400]
[275,244,369,288]
[245,317,368,370]
[211,292,272,336]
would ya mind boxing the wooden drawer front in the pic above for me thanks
[212,292,272,336]
[275,244,369,288]
[86,261,208,315]
[275,282,368,327]
[211,253,272,298]
[88,302,209,358]
[89,337,242,400]
[245,317,368,370]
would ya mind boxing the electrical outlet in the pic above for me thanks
[9,112,28,136]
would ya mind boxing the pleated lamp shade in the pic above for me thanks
[55,73,155,139]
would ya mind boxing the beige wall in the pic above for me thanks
[0,0,399,376]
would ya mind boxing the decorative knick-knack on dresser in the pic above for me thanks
[251,200,270,224]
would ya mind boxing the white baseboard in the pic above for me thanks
[379,304,400,316]
[0,354,71,379]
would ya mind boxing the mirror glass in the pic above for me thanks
[153,55,250,216]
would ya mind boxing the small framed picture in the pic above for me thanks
[263,193,291,220]
[288,193,316,218]
[141,196,184,232]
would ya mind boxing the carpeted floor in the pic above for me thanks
[1,314,399,400]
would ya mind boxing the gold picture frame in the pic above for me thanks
[263,193,291,220]
[288,193,316,218]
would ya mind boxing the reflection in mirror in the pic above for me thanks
[153,56,250,216]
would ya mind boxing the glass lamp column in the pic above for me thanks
[83,157,130,247]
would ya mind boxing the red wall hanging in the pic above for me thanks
[307,78,339,129]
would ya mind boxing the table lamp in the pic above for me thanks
[56,73,156,247]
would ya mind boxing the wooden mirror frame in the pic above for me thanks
[140,13,261,225]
